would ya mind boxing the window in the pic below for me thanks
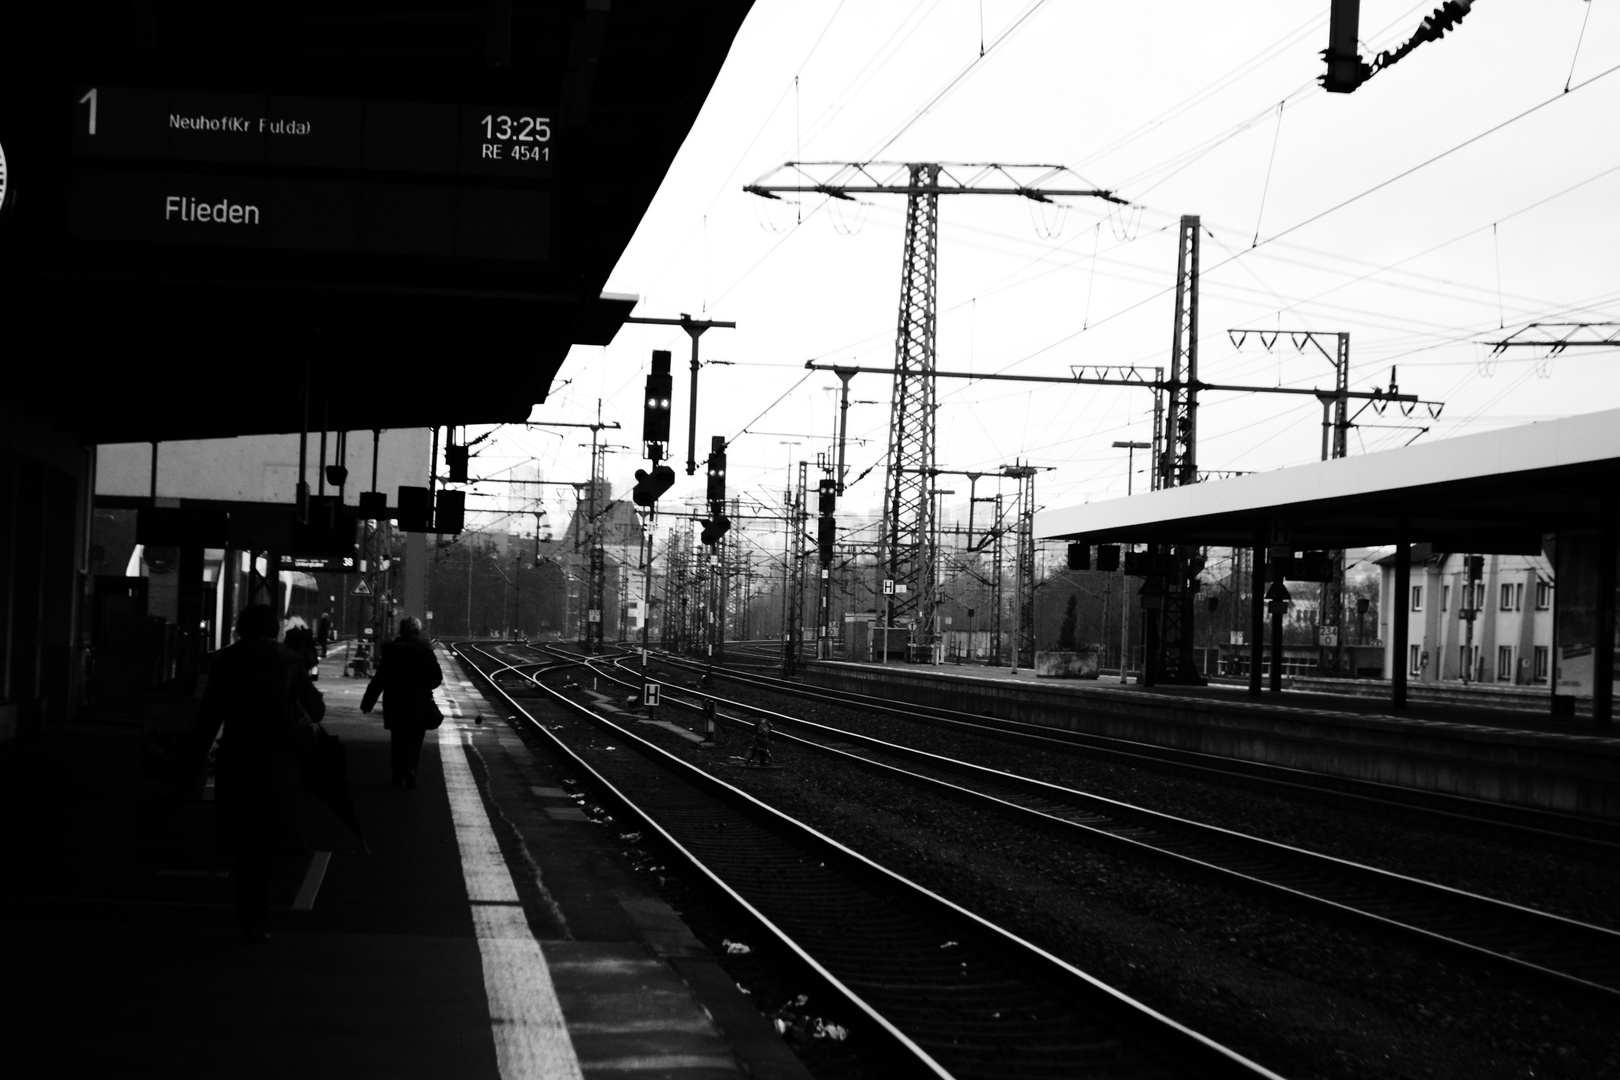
[1533,645,1550,682]
[1442,585,1450,612]
[1497,646,1514,682]
[1410,585,1423,611]
[1535,580,1552,610]
[1499,583,1522,612]
[1409,644,1422,675]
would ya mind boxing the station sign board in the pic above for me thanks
[66,85,552,263]
[285,554,358,574]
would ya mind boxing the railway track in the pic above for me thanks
[453,640,1285,1080]
[582,649,1620,1005]
[644,649,1620,859]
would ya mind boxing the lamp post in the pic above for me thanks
[1112,441,1150,682]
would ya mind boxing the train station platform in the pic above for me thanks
[803,657,1620,820]
[0,646,811,1080]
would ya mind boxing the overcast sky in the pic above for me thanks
[469,0,1620,541]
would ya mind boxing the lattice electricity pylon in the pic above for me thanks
[1226,327,1350,676]
[748,163,1124,656]
[1005,464,1041,670]
[1160,215,1202,490]
[1226,329,1352,461]
[783,462,809,676]
[1152,216,1204,684]
[989,492,1005,666]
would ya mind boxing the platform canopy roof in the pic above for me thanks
[1037,408,1620,553]
[0,0,752,444]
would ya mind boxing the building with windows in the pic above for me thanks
[1377,545,1555,686]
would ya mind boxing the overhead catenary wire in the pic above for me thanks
[999,60,1620,372]
[1250,100,1286,247]
[863,0,1054,159]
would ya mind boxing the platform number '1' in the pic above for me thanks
[78,88,98,135]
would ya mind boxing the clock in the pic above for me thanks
[0,136,12,232]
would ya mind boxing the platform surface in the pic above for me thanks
[808,655,1620,753]
[0,644,812,1080]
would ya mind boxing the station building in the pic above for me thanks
[1378,546,1557,687]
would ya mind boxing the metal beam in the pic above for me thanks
[745,161,1126,203]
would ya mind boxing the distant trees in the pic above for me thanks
[1058,595,1079,650]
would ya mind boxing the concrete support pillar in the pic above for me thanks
[403,530,428,624]
[1595,515,1616,729]
[1249,532,1265,698]
[1393,525,1411,711]
[177,543,205,685]
[1268,588,1284,693]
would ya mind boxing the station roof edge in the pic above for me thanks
[1036,407,1620,549]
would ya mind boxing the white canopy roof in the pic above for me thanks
[1037,407,1620,550]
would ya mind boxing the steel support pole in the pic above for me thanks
[1393,529,1411,711]
[836,369,855,495]
[1269,592,1285,693]
[686,330,702,477]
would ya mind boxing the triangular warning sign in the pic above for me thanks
[352,579,373,596]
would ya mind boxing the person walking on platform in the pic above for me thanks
[285,624,319,682]
[317,612,332,658]
[360,616,443,790]
[185,604,325,944]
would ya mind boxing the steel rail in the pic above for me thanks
[650,651,1620,858]
[604,654,1620,1003]
[456,641,1287,1080]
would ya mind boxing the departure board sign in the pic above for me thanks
[67,86,552,262]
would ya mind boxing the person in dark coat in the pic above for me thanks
[285,624,318,681]
[316,612,332,658]
[187,604,325,943]
[361,616,443,789]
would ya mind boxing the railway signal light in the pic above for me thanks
[1466,554,1484,580]
[1066,543,1089,571]
[396,486,433,531]
[642,350,673,454]
[631,464,676,508]
[817,515,835,567]
[816,478,837,567]
[445,444,469,484]
[1096,544,1120,573]
[435,489,465,535]
[700,512,731,547]
[706,437,727,502]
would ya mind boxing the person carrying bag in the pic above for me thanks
[360,616,443,789]
[184,604,325,942]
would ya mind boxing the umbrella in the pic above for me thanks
[294,724,371,854]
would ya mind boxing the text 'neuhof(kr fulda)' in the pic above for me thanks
[163,111,314,225]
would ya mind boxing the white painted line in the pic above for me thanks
[291,851,331,910]
[439,719,585,1080]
